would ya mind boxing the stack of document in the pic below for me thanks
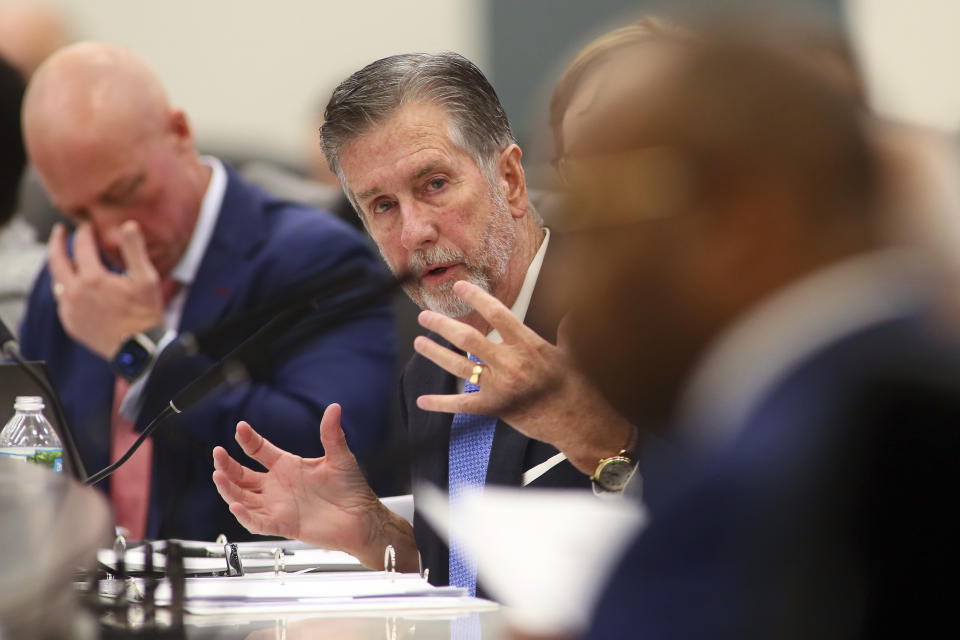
[98,536,498,617]
[150,571,492,616]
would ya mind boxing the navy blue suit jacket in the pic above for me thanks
[20,166,396,541]
[590,313,960,639]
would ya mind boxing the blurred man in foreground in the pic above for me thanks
[550,29,958,639]
[212,53,638,594]
[19,42,395,541]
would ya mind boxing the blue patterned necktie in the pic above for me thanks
[448,354,498,596]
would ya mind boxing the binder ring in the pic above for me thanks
[384,544,396,582]
[215,533,228,546]
[274,547,286,583]
[114,534,127,555]
[224,543,244,577]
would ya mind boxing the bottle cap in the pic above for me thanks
[13,396,45,412]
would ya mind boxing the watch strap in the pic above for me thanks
[111,325,167,381]
[141,325,167,346]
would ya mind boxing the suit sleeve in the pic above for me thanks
[136,212,396,472]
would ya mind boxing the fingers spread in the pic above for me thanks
[452,280,527,343]
[211,469,264,510]
[235,421,285,468]
[413,336,476,380]
[417,310,492,360]
[416,392,487,415]
[212,446,260,489]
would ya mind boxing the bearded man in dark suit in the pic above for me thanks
[212,53,639,595]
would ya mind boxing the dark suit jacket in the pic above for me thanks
[590,312,960,639]
[400,273,591,589]
[20,165,396,541]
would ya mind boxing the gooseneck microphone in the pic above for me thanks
[83,268,412,486]
[0,318,88,479]
[175,263,368,360]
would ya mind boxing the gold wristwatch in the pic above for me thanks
[590,426,640,493]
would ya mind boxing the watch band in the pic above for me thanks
[140,325,168,346]
[111,325,168,381]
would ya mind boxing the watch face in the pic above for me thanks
[597,457,635,491]
[114,339,153,380]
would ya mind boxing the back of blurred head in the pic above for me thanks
[0,2,72,79]
[0,54,26,228]
[561,30,879,426]
[550,16,695,165]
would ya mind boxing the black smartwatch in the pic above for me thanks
[111,326,167,381]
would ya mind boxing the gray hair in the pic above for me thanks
[320,52,517,197]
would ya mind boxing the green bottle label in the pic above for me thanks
[29,448,63,473]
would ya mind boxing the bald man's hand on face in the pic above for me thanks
[413,280,637,476]
[47,220,166,360]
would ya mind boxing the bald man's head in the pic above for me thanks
[23,42,209,277]
[24,42,172,176]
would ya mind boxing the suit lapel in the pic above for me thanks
[138,167,267,421]
[177,166,267,333]
[484,420,529,486]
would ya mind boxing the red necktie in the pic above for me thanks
[109,278,181,540]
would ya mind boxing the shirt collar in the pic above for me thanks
[488,227,550,343]
[169,156,227,285]
[676,248,935,446]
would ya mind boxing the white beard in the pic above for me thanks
[401,187,515,317]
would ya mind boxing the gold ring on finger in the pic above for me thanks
[468,364,483,386]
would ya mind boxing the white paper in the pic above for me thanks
[381,494,415,524]
[416,483,646,636]
[183,594,498,616]
[152,571,458,603]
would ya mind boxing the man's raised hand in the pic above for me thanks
[212,403,419,570]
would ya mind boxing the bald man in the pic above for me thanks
[18,43,396,541]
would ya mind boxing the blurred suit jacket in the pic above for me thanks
[590,305,960,639]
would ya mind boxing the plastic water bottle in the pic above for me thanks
[0,396,63,473]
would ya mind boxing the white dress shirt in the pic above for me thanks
[459,229,568,485]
